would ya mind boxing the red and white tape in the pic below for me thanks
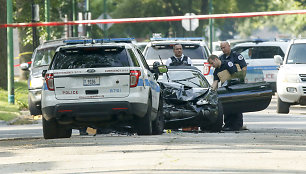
[1,10,306,28]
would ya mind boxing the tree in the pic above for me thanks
[0,0,7,89]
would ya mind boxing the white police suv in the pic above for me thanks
[143,37,213,84]
[41,38,164,139]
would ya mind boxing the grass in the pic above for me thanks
[0,80,28,121]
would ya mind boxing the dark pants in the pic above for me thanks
[224,112,243,130]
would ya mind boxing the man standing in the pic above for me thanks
[220,41,247,80]
[166,44,193,66]
[208,55,238,91]
[219,41,247,131]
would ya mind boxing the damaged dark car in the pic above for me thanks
[156,65,272,132]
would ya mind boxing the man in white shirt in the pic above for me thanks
[166,44,193,66]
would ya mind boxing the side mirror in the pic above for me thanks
[274,55,283,65]
[42,70,47,78]
[158,65,168,74]
[20,63,29,70]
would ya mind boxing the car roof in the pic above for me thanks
[233,41,290,51]
[292,39,306,44]
[36,37,88,50]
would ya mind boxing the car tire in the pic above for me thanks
[28,95,42,116]
[57,125,72,138]
[135,97,153,135]
[277,97,290,114]
[201,101,224,132]
[42,116,58,139]
[152,96,164,135]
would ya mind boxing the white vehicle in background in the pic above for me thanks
[274,39,306,114]
[143,37,213,84]
[232,41,290,92]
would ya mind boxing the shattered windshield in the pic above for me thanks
[33,47,57,67]
[162,70,209,88]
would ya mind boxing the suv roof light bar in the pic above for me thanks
[150,37,205,41]
[63,38,135,45]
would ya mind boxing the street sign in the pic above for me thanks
[96,13,113,31]
[182,13,199,31]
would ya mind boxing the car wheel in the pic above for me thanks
[201,101,224,132]
[57,125,72,138]
[28,95,42,116]
[42,116,58,139]
[152,96,164,135]
[277,97,290,114]
[135,98,153,135]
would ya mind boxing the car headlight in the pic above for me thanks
[282,74,300,83]
[30,77,43,89]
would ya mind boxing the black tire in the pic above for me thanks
[57,125,72,138]
[152,97,164,135]
[135,98,153,135]
[277,97,290,114]
[201,101,224,132]
[42,116,58,139]
[28,95,42,116]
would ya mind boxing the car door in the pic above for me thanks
[217,81,273,114]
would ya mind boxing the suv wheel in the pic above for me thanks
[152,97,164,135]
[201,101,224,132]
[135,98,153,135]
[277,97,290,114]
[58,125,72,138]
[28,96,42,116]
[42,116,58,139]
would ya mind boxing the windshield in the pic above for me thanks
[162,70,209,88]
[145,44,207,60]
[233,46,285,60]
[51,47,131,69]
[33,47,57,67]
[287,44,306,64]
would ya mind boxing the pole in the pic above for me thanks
[209,0,213,52]
[45,0,50,40]
[7,0,14,104]
[103,0,107,37]
[72,0,77,37]
[85,0,90,37]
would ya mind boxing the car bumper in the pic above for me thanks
[29,89,42,107]
[277,83,306,104]
[42,101,148,123]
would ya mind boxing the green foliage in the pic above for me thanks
[0,81,28,121]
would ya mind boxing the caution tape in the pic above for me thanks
[14,52,33,60]
[14,61,32,67]
[1,10,305,28]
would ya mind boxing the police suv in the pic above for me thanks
[143,37,213,84]
[41,38,164,139]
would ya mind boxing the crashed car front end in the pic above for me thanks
[160,81,219,129]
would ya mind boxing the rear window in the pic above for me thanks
[233,46,285,59]
[287,43,306,64]
[33,47,57,67]
[51,47,131,69]
[145,44,208,60]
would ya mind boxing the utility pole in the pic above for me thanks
[45,0,50,40]
[72,0,77,37]
[103,0,107,37]
[7,0,14,104]
[209,0,214,52]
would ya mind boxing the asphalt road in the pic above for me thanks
[0,96,306,173]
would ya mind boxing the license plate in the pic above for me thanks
[83,77,100,86]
